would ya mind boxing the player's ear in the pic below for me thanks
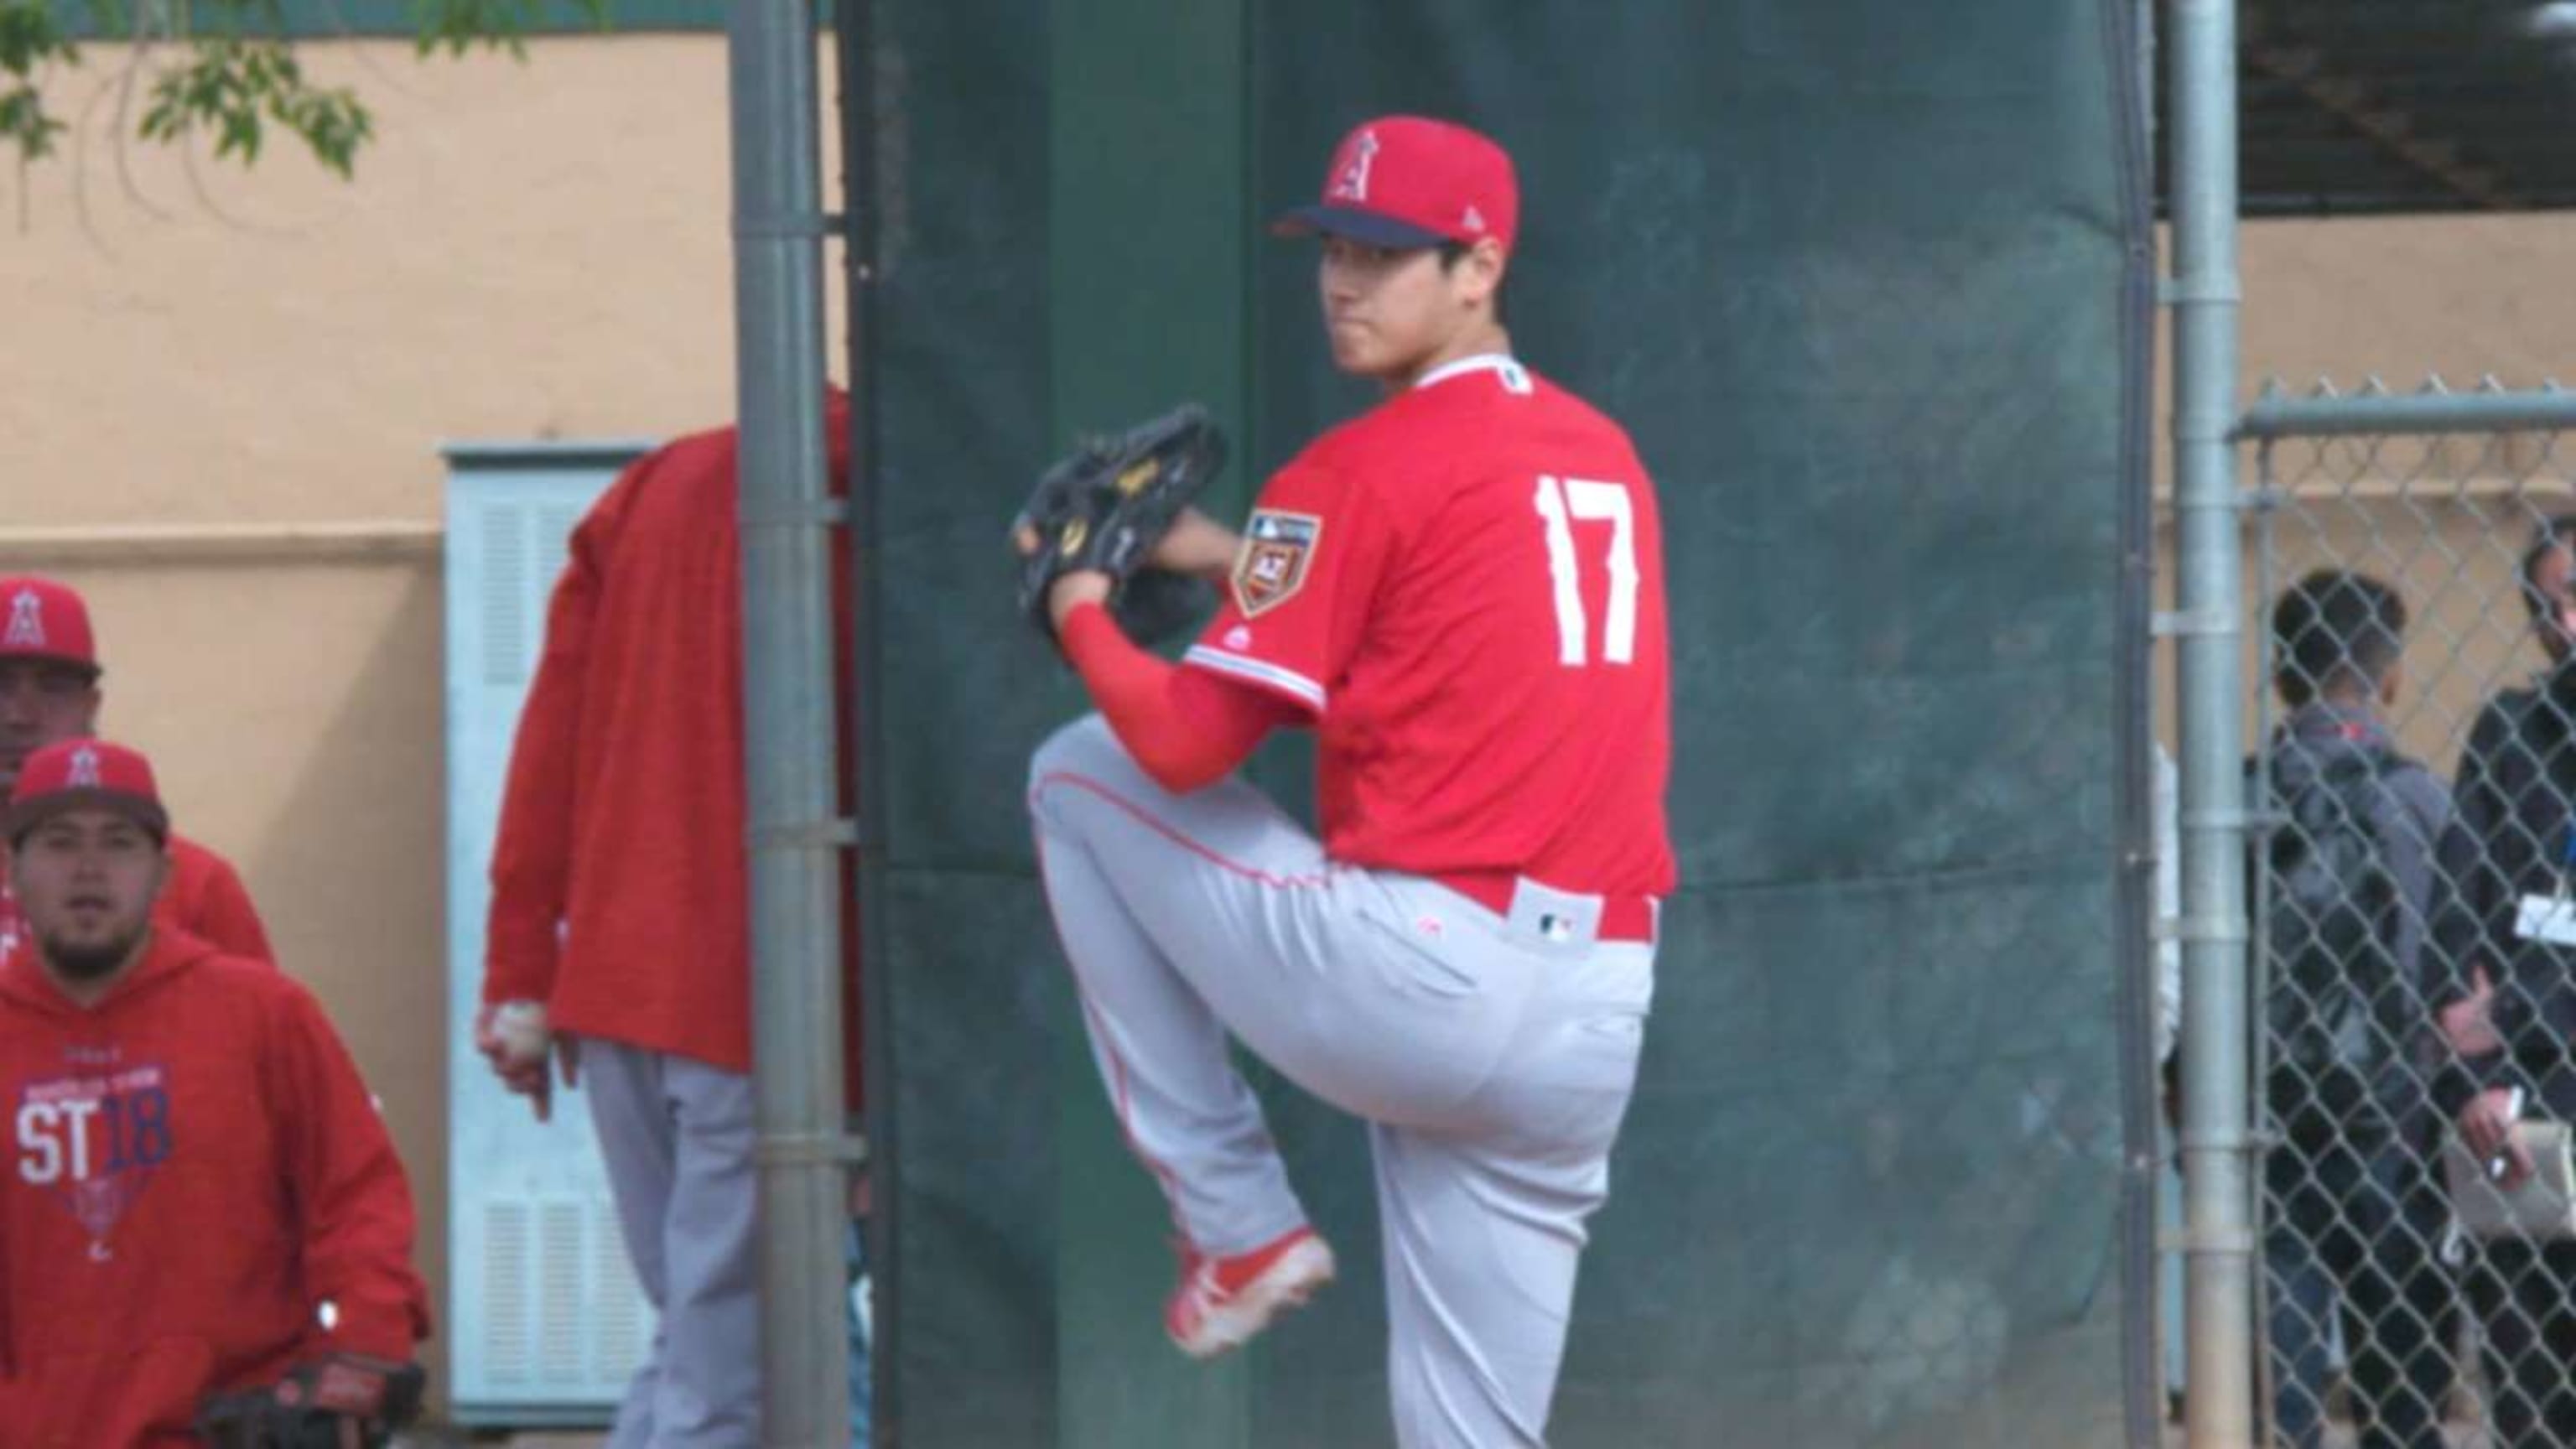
[1455,236,1507,309]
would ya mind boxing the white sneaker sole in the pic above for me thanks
[1171,1236,1338,1360]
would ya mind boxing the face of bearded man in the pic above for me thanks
[11,808,165,989]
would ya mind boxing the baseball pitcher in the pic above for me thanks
[1018,115,1674,1448]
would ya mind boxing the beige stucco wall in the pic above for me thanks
[2,29,2571,1418]
[2238,214,2576,387]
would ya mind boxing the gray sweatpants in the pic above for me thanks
[1029,715,1653,1448]
[583,1036,761,1447]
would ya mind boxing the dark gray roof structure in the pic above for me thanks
[2166,0,2576,214]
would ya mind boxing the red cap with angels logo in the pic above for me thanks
[5,739,167,847]
[0,577,101,679]
[1272,115,1519,257]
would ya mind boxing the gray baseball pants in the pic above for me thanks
[1029,714,1654,1448]
[583,1036,761,1447]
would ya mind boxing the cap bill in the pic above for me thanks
[0,653,101,681]
[1270,203,1450,249]
[3,787,169,848]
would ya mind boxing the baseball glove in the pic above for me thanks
[1014,403,1227,647]
[195,1354,425,1449]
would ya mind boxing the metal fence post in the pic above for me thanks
[2168,1,2261,1445]
[730,0,855,1441]
[834,1,896,1441]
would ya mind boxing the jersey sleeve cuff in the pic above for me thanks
[1182,646,1326,715]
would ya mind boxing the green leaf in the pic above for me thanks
[0,84,69,160]
[5,0,618,175]
[0,0,75,78]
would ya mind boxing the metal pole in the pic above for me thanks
[833,0,897,1440]
[2240,385,2576,439]
[730,0,854,1441]
[2168,1,2258,1445]
[2113,3,2164,1445]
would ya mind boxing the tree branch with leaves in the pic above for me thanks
[0,0,606,179]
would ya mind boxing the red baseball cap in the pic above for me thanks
[1273,116,1519,257]
[0,577,101,678]
[5,739,167,846]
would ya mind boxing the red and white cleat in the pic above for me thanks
[1165,1227,1337,1359]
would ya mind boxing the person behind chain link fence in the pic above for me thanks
[2428,512,2576,1449]
[2253,569,2460,1449]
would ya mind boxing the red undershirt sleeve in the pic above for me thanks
[1061,602,1295,793]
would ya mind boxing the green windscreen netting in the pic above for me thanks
[851,2,2153,1445]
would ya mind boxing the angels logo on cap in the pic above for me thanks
[4,589,44,651]
[4,738,169,845]
[0,576,101,676]
[1329,130,1381,203]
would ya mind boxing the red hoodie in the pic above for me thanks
[484,397,858,1080]
[0,833,274,968]
[0,929,428,1446]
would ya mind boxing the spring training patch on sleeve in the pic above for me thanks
[1233,511,1324,618]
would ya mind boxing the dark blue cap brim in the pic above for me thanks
[1270,203,1450,249]
[4,787,169,850]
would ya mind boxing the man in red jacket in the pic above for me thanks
[480,397,861,1446]
[0,739,428,1445]
[0,576,273,964]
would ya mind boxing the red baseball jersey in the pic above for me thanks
[1183,354,1676,898]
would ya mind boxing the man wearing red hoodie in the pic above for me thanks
[0,739,428,1445]
[0,576,273,964]
[480,397,863,1446]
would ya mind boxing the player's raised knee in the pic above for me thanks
[1028,713,1125,801]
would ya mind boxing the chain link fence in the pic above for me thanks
[2242,381,2576,1448]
